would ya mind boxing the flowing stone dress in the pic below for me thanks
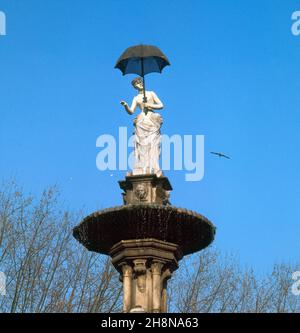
[133,108,163,175]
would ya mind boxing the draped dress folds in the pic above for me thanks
[133,110,163,174]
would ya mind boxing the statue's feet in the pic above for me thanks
[129,169,163,177]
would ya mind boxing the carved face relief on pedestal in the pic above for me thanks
[134,184,148,201]
[133,259,147,293]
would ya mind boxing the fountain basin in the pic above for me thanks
[73,204,216,256]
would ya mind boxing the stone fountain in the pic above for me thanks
[73,47,216,313]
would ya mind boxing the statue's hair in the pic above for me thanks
[131,77,143,87]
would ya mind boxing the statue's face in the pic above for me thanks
[133,81,143,91]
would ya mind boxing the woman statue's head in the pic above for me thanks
[131,77,143,91]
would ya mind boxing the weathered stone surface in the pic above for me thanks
[73,204,215,257]
[109,239,181,313]
[119,174,172,205]
[73,174,216,313]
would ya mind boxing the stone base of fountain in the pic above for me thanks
[73,174,216,312]
[110,238,181,313]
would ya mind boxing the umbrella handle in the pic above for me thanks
[141,58,147,103]
[142,75,147,114]
[143,81,147,103]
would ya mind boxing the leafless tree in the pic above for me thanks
[0,180,122,313]
[169,248,300,313]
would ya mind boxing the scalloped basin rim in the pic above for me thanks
[73,204,216,256]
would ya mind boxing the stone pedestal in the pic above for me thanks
[110,239,182,313]
[119,174,172,205]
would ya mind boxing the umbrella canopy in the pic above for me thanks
[115,44,170,76]
[115,44,170,102]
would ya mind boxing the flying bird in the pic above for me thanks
[210,152,231,159]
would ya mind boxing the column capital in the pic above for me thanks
[120,263,133,277]
[133,259,147,274]
[151,260,164,275]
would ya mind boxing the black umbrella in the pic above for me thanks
[115,44,170,102]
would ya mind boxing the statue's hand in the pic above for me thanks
[144,103,153,111]
[120,101,127,107]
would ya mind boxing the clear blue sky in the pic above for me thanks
[1,0,300,274]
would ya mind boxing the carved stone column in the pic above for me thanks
[109,238,182,313]
[161,268,172,313]
[121,264,133,313]
[151,261,163,312]
[161,280,168,313]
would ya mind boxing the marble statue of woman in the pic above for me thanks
[120,77,164,177]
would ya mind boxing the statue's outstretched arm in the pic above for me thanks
[145,91,164,110]
[121,97,137,115]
